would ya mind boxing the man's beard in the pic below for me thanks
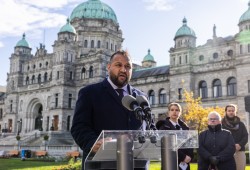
[110,72,129,87]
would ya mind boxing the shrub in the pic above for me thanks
[16,135,21,141]
[44,135,49,141]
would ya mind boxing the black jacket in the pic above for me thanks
[222,116,248,151]
[156,117,194,170]
[198,124,236,170]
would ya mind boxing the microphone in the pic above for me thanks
[136,95,152,121]
[121,95,145,121]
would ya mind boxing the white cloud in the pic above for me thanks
[143,0,175,11]
[0,0,81,40]
[0,42,4,48]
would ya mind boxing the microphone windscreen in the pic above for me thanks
[122,95,136,111]
[136,95,149,106]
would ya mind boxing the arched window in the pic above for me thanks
[91,40,94,48]
[97,40,101,48]
[159,89,166,104]
[10,100,13,112]
[38,74,41,83]
[213,79,222,98]
[148,90,155,105]
[227,50,233,57]
[67,116,71,131]
[84,40,88,48]
[81,67,86,79]
[44,72,48,82]
[213,52,218,59]
[31,75,35,84]
[199,81,208,98]
[26,76,29,85]
[106,42,109,49]
[89,66,93,78]
[227,77,237,96]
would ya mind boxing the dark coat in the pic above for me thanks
[156,117,194,170]
[71,79,147,164]
[222,116,248,151]
[198,124,236,170]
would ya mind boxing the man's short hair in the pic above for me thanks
[208,111,221,121]
[110,50,131,62]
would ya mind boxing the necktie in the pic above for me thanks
[116,89,124,100]
[175,124,181,130]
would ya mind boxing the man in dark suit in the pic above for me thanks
[71,50,149,170]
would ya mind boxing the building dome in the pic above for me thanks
[174,17,196,40]
[143,49,155,62]
[239,2,250,23]
[59,18,76,34]
[70,0,117,23]
[15,33,30,48]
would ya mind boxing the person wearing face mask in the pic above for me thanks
[198,111,236,170]
[222,104,248,170]
[156,102,193,170]
[71,50,153,170]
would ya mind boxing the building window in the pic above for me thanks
[213,52,218,59]
[148,90,155,105]
[31,75,35,84]
[26,76,29,85]
[57,71,59,79]
[199,55,204,61]
[38,74,41,83]
[159,89,166,104]
[84,40,88,48]
[0,108,3,119]
[115,45,117,51]
[178,88,183,100]
[55,93,58,108]
[89,66,93,78]
[227,50,233,57]
[111,43,113,51]
[44,72,48,82]
[10,100,13,112]
[248,44,250,53]
[81,67,86,79]
[67,116,71,131]
[69,71,73,80]
[179,56,182,64]
[106,42,109,49]
[199,81,208,98]
[213,79,222,98]
[227,77,237,96]
[240,45,243,54]
[97,41,101,48]
[185,55,188,63]
[91,40,94,48]
[68,94,72,108]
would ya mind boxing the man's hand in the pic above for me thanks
[92,137,112,153]
[235,144,241,151]
[209,156,220,165]
[184,155,191,163]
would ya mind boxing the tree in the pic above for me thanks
[182,89,224,133]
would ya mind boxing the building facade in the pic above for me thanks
[1,0,250,134]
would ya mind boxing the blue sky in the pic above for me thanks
[0,0,248,86]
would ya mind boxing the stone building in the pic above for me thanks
[1,0,250,134]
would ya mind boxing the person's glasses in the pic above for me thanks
[209,118,219,121]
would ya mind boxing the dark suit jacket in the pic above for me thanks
[71,78,146,156]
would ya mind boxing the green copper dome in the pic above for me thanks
[16,33,30,48]
[59,18,76,34]
[174,17,196,40]
[239,1,250,23]
[143,49,155,61]
[70,0,117,23]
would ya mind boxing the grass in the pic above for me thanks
[0,158,67,170]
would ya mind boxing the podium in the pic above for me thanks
[84,130,198,170]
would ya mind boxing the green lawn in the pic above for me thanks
[0,158,67,170]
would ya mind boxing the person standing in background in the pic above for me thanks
[156,102,193,170]
[198,111,236,170]
[222,104,248,170]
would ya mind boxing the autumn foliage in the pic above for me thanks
[181,89,224,133]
